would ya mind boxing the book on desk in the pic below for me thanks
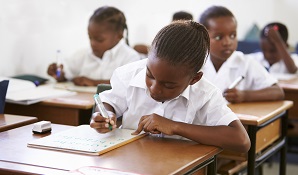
[54,82,97,93]
[28,125,147,155]
[1,77,76,105]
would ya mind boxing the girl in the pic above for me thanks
[47,6,140,86]
[249,22,298,75]
[199,6,284,103]
[90,20,250,153]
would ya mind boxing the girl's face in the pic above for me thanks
[145,55,202,102]
[88,21,122,58]
[207,16,238,64]
[260,38,280,65]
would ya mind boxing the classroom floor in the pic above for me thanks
[259,136,298,175]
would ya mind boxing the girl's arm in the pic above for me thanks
[224,84,284,103]
[133,114,250,153]
[72,76,110,86]
[268,28,298,73]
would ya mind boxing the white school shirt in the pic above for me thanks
[99,59,239,140]
[63,39,140,80]
[248,52,298,74]
[202,51,278,92]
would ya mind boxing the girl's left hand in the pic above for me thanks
[132,113,176,135]
[72,76,94,86]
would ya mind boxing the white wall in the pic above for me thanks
[0,0,297,78]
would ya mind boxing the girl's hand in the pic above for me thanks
[72,76,94,86]
[132,113,176,135]
[90,112,117,133]
[223,88,245,103]
[47,63,65,81]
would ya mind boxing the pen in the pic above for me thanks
[56,50,62,78]
[93,94,113,130]
[228,76,245,89]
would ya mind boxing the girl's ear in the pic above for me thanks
[189,71,203,85]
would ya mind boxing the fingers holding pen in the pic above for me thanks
[90,112,116,133]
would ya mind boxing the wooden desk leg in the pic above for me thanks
[247,125,257,175]
[207,155,217,175]
[280,111,288,175]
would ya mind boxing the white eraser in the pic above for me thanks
[32,121,52,134]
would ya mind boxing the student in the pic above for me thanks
[248,22,298,74]
[47,6,140,86]
[172,11,193,21]
[199,6,284,103]
[90,20,250,153]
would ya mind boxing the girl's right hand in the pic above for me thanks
[47,63,65,81]
[90,112,117,133]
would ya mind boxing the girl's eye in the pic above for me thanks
[164,84,176,89]
[146,73,154,79]
[230,34,236,39]
[214,36,221,41]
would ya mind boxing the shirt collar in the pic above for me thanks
[89,38,126,60]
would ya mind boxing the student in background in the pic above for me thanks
[248,22,298,74]
[172,11,193,21]
[90,21,250,153]
[199,6,284,103]
[47,6,139,86]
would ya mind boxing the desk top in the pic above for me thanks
[0,124,221,175]
[278,77,298,90]
[228,100,293,126]
[0,114,38,132]
[41,92,94,109]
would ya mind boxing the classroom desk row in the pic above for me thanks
[0,100,293,175]
[278,77,298,120]
[4,92,95,126]
[0,124,221,175]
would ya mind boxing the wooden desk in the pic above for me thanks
[4,92,94,126]
[0,124,222,175]
[278,77,298,120]
[0,114,38,132]
[226,100,293,175]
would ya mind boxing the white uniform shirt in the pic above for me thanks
[248,52,298,74]
[63,39,140,80]
[99,59,239,140]
[202,51,278,92]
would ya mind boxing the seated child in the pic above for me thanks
[90,20,250,153]
[47,6,140,86]
[172,11,193,21]
[248,22,298,74]
[199,6,285,103]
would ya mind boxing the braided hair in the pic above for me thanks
[89,6,129,45]
[149,20,210,73]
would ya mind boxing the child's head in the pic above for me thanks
[260,22,289,65]
[88,6,128,58]
[199,6,237,62]
[172,11,193,21]
[146,20,210,102]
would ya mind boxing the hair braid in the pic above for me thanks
[149,20,210,73]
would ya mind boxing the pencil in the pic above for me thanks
[228,76,245,89]
[93,94,113,130]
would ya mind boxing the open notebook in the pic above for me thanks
[0,77,75,105]
[28,125,147,155]
[54,82,97,93]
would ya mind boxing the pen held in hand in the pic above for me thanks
[228,76,245,89]
[56,50,62,78]
[93,94,113,130]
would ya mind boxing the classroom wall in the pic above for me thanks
[0,0,297,78]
